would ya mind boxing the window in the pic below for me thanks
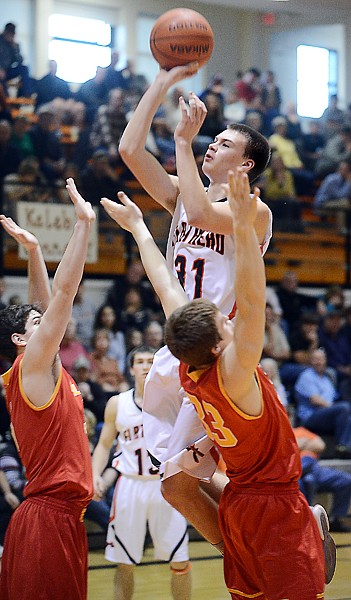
[48,14,113,84]
[297,45,338,119]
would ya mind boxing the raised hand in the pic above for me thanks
[222,169,259,228]
[0,214,39,251]
[65,178,96,224]
[174,91,207,144]
[101,191,144,233]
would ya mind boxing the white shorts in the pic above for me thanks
[105,475,189,565]
[143,345,218,481]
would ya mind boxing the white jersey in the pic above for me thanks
[166,195,272,317]
[113,388,159,480]
[143,194,273,478]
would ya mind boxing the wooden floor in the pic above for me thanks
[88,536,351,600]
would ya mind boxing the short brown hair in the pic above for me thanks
[164,299,221,367]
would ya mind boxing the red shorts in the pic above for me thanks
[219,483,325,600]
[0,496,88,600]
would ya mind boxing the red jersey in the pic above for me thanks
[179,361,301,486]
[2,355,93,505]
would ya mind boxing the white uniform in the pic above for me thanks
[143,196,272,480]
[105,388,189,565]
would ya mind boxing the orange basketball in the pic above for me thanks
[150,8,214,70]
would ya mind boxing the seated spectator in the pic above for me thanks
[89,328,127,394]
[294,426,351,532]
[143,320,164,351]
[0,436,25,549]
[235,68,261,110]
[151,117,176,171]
[297,120,325,172]
[90,88,127,164]
[259,152,303,232]
[316,285,346,318]
[199,74,225,120]
[76,66,109,124]
[276,271,317,333]
[0,23,33,97]
[58,318,91,377]
[94,304,126,374]
[80,149,121,221]
[294,348,351,458]
[280,312,321,389]
[262,303,291,365]
[318,309,351,400]
[35,60,72,108]
[84,409,117,532]
[8,115,34,160]
[0,120,21,179]
[223,87,246,125]
[73,357,108,427]
[260,70,281,133]
[3,156,50,219]
[104,50,125,93]
[119,288,150,333]
[320,94,345,140]
[260,357,289,409]
[269,116,315,195]
[72,280,97,351]
[124,328,144,356]
[244,110,266,135]
[284,101,303,142]
[314,126,351,180]
[314,159,351,224]
[106,259,155,318]
[28,107,66,183]
[117,59,148,107]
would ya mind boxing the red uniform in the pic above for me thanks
[0,355,93,600]
[179,361,325,600]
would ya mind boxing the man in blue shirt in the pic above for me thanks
[314,158,351,209]
[294,348,351,458]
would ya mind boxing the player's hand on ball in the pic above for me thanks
[101,192,144,233]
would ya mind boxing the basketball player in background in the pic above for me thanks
[100,169,329,599]
[92,346,191,600]
[0,180,95,600]
[119,62,272,549]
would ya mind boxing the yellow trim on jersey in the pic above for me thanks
[1,366,12,386]
[227,589,263,598]
[18,360,63,411]
[216,362,264,421]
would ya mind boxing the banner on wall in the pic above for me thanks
[17,202,98,263]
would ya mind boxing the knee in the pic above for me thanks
[170,560,191,575]
[161,472,198,509]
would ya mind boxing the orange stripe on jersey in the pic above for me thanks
[216,362,263,421]
[227,588,263,598]
[18,358,63,411]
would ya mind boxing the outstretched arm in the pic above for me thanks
[0,216,51,311]
[119,64,198,213]
[101,193,187,319]
[22,179,96,406]
[220,170,266,402]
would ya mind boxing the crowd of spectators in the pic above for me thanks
[2,21,351,236]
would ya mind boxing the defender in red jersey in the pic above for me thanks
[101,168,328,599]
[0,179,95,600]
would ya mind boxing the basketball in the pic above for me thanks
[150,8,214,70]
